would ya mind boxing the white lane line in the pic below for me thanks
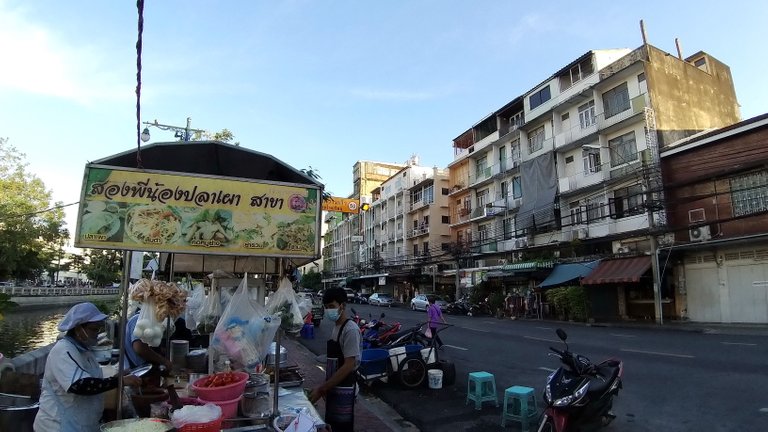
[611,333,638,338]
[620,348,695,359]
[524,336,561,343]
[721,342,757,346]
[536,326,553,330]
[443,344,468,351]
[538,367,556,372]
[482,321,498,325]
[463,326,491,333]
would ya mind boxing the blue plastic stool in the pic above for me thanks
[466,371,498,410]
[501,386,537,430]
[301,323,315,339]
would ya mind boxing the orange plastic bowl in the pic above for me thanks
[191,372,249,401]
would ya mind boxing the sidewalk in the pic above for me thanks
[525,316,768,336]
[281,335,419,432]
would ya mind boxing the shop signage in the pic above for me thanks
[75,165,320,257]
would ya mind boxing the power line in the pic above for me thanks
[0,201,80,222]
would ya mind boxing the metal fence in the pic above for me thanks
[0,286,120,296]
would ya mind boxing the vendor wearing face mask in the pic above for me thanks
[34,302,142,432]
[309,288,361,432]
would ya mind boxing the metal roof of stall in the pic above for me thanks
[90,140,323,187]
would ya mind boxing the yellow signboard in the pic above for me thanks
[321,197,360,213]
[75,166,320,257]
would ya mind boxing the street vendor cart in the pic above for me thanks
[74,140,325,427]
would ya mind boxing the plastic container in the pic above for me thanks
[197,395,241,419]
[427,369,443,389]
[191,372,248,401]
[359,349,389,376]
[177,415,223,432]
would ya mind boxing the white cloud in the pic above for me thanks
[0,3,132,105]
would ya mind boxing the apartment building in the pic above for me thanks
[447,44,739,320]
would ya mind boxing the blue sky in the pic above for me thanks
[1,0,766,235]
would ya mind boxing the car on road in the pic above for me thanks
[410,294,448,311]
[350,293,370,304]
[368,293,394,307]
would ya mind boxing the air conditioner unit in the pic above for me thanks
[616,246,630,254]
[515,238,529,248]
[689,226,711,242]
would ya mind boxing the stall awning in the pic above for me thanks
[580,257,651,285]
[538,261,600,288]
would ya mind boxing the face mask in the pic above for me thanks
[79,327,98,347]
[324,307,340,322]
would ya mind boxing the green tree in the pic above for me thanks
[0,293,17,320]
[301,269,322,291]
[82,249,122,287]
[0,138,67,280]
[194,128,240,146]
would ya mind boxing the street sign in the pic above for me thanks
[321,197,360,213]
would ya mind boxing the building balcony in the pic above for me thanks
[407,225,430,239]
[408,198,434,213]
[555,122,599,151]
[499,157,522,174]
[574,213,650,239]
[450,208,472,226]
[597,94,647,134]
[448,180,469,196]
[469,166,494,187]
[558,169,607,194]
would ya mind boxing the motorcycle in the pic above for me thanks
[361,314,402,348]
[446,295,471,315]
[539,328,624,432]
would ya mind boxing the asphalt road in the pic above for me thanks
[298,303,768,431]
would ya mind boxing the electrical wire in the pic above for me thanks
[0,201,80,222]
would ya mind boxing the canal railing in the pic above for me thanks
[0,286,120,296]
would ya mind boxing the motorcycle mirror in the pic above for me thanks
[556,328,568,341]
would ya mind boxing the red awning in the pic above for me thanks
[580,257,651,285]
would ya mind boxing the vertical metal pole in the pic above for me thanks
[185,117,191,141]
[116,250,132,420]
[646,182,663,324]
[166,254,175,359]
[272,330,281,417]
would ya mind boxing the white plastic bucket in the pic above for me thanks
[428,369,443,389]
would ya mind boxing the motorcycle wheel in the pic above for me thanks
[537,417,556,432]
[398,358,426,389]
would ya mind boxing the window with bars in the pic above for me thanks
[602,82,630,118]
[582,151,602,174]
[587,195,606,221]
[528,125,545,153]
[529,85,551,110]
[511,176,522,199]
[730,170,768,216]
[610,184,645,218]
[578,100,596,129]
[608,132,638,167]
[503,217,514,240]
[477,189,490,208]
[424,185,434,204]
[569,201,584,225]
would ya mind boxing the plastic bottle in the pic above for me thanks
[224,360,231,373]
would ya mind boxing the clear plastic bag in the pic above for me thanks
[196,286,221,334]
[266,277,304,334]
[211,276,281,370]
[185,281,205,331]
[132,299,166,347]
[171,403,222,428]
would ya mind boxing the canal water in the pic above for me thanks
[0,307,70,358]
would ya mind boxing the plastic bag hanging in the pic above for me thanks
[265,277,304,334]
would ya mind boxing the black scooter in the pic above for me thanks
[538,329,624,432]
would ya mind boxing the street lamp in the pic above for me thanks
[581,143,664,324]
[141,117,206,142]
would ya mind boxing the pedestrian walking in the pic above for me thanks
[427,296,447,348]
[309,288,362,432]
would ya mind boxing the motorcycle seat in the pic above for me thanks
[587,363,621,395]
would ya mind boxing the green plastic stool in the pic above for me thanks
[501,386,537,430]
[466,371,498,410]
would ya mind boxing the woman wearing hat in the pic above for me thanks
[34,302,142,432]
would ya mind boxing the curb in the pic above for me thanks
[525,317,768,336]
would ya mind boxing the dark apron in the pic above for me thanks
[325,319,356,432]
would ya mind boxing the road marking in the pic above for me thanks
[620,348,694,359]
[721,342,757,346]
[536,326,553,330]
[463,326,491,333]
[538,367,556,372]
[443,344,468,351]
[524,336,561,343]
[482,321,498,325]
[610,333,637,338]
[759,407,768,413]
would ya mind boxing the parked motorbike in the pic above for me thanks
[467,300,491,317]
[539,329,624,432]
[361,314,402,348]
[446,296,470,315]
